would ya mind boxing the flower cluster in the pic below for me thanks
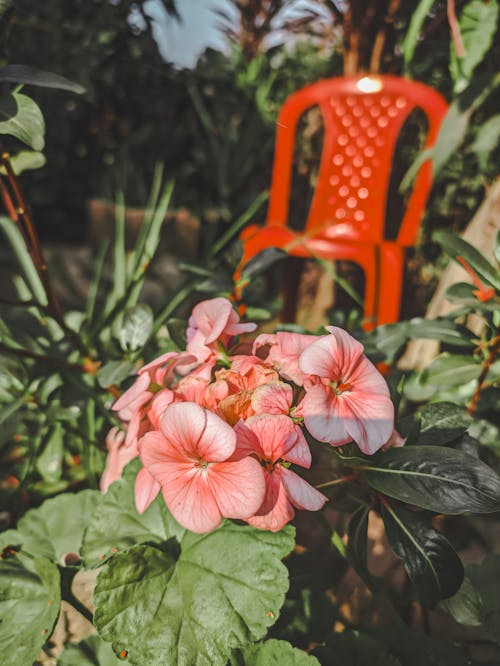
[104,297,394,533]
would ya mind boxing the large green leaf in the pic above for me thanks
[360,446,500,514]
[423,353,482,388]
[439,576,483,626]
[58,635,121,665]
[367,318,476,363]
[0,65,85,93]
[433,229,500,291]
[0,91,45,150]
[94,524,295,665]
[231,639,320,665]
[81,460,184,568]
[0,554,60,666]
[15,489,101,562]
[450,0,499,93]
[381,502,463,607]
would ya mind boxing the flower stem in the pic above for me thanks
[315,473,357,490]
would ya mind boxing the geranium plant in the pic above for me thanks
[2,285,500,664]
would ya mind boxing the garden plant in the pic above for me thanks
[0,1,499,665]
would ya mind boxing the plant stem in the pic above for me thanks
[59,566,94,624]
[316,474,358,490]
[468,334,500,415]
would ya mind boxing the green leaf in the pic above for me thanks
[471,114,500,169]
[94,524,294,665]
[117,304,154,352]
[401,0,435,72]
[0,149,46,174]
[423,353,482,388]
[367,318,476,363]
[423,352,481,389]
[360,445,500,514]
[0,65,85,93]
[440,576,483,626]
[445,282,498,311]
[166,317,188,349]
[81,459,184,568]
[58,635,121,665]
[241,247,287,279]
[15,489,101,562]
[415,402,472,446]
[36,422,64,483]
[0,91,45,150]
[466,554,500,643]
[97,360,135,389]
[450,0,499,93]
[381,502,463,607]
[346,505,369,573]
[232,639,320,665]
[0,216,48,306]
[433,229,500,291]
[0,555,60,666]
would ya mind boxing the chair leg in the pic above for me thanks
[377,243,405,326]
[351,249,377,331]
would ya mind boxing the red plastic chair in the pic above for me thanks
[235,75,448,329]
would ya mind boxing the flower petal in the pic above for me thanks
[280,467,327,511]
[247,470,295,532]
[243,414,298,462]
[207,457,265,519]
[285,426,312,468]
[299,327,364,380]
[162,468,222,533]
[160,402,208,457]
[113,373,151,413]
[196,409,237,461]
[302,384,351,445]
[134,467,161,514]
[251,381,293,415]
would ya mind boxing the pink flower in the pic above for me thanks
[138,402,266,533]
[299,326,394,455]
[234,415,327,532]
[134,467,161,513]
[100,427,138,492]
[251,381,303,418]
[112,351,194,447]
[187,297,257,364]
[253,332,318,385]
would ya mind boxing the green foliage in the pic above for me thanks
[360,445,500,514]
[0,554,60,666]
[58,635,121,666]
[231,639,320,665]
[94,522,294,665]
[381,501,463,607]
[0,90,45,150]
[449,0,499,93]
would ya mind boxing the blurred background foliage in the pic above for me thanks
[2,0,496,252]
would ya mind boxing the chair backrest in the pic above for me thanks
[266,75,448,246]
